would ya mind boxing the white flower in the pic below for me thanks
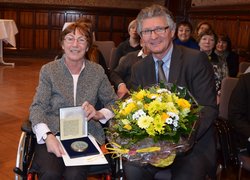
[137,101,143,106]
[157,88,171,94]
[156,96,162,102]
[173,120,179,127]
[122,98,133,108]
[167,112,179,121]
[151,95,157,99]
[166,118,173,124]
[126,98,133,104]
[132,109,146,120]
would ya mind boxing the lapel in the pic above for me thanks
[145,54,157,84]
[168,45,183,84]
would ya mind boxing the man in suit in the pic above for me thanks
[110,39,150,99]
[124,4,218,180]
[228,73,250,152]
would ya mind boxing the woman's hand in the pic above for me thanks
[82,101,104,120]
[45,134,65,157]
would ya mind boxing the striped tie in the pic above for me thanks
[157,60,167,83]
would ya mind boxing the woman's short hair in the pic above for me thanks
[60,19,93,47]
[197,29,218,44]
[195,21,212,35]
[136,4,176,36]
[175,21,193,37]
[177,21,193,32]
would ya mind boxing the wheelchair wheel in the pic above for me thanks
[14,132,35,180]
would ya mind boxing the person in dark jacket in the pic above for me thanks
[125,4,218,180]
[111,19,141,70]
[173,21,199,50]
[215,33,239,77]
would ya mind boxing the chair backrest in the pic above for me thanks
[219,77,239,119]
[93,41,115,68]
[109,47,117,70]
[239,61,250,74]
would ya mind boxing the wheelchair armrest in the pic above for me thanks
[21,120,33,134]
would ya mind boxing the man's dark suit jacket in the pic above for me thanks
[130,45,218,177]
[110,50,142,90]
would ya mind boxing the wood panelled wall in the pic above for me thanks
[0,3,139,57]
[1,1,250,60]
[188,4,250,60]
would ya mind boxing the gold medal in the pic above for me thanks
[71,141,88,152]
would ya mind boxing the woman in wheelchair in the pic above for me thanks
[28,19,117,180]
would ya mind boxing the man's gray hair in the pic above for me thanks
[136,4,176,35]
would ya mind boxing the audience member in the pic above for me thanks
[126,4,218,180]
[215,33,239,77]
[111,19,141,70]
[29,20,117,180]
[194,21,212,41]
[173,20,199,50]
[110,39,150,99]
[197,30,222,98]
[228,73,250,152]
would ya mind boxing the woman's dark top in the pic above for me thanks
[215,50,239,77]
[112,39,141,70]
[173,38,199,50]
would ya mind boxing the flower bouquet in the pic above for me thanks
[106,83,202,167]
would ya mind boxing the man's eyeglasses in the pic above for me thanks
[141,26,169,36]
[64,36,87,44]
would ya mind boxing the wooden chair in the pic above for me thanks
[215,77,239,176]
[109,47,117,70]
[239,61,250,74]
[219,77,239,119]
[94,41,115,68]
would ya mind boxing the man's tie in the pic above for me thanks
[157,60,167,83]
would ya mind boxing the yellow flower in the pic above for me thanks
[123,124,132,130]
[147,93,158,99]
[146,124,156,136]
[153,115,165,134]
[147,100,166,116]
[122,119,130,125]
[164,93,174,102]
[161,112,169,120]
[121,102,136,116]
[137,116,153,129]
[172,94,179,102]
[166,102,179,114]
[135,90,147,100]
[177,98,191,109]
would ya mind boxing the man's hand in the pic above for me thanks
[82,101,104,120]
[45,134,65,157]
[117,83,129,99]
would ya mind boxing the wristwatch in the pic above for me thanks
[42,131,53,141]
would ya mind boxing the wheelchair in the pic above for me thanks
[13,120,123,180]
